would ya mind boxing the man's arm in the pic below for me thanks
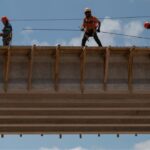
[97,19,101,32]
[81,19,86,31]
[0,33,3,37]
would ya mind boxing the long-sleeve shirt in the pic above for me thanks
[2,23,12,41]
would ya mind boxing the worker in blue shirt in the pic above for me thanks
[0,16,12,46]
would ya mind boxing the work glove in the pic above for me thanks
[97,28,100,32]
[81,28,84,31]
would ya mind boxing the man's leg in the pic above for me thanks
[93,32,102,47]
[3,40,10,46]
[82,33,88,47]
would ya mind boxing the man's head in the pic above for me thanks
[84,8,92,18]
[1,16,9,25]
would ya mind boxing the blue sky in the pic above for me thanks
[1,0,150,150]
[0,0,150,46]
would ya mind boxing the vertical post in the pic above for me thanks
[54,45,61,91]
[80,47,86,93]
[103,47,110,91]
[128,47,134,92]
[4,46,11,92]
[27,45,35,91]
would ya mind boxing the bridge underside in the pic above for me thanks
[0,46,150,134]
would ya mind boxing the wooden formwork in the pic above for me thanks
[0,45,150,134]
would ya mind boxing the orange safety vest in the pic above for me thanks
[83,16,100,31]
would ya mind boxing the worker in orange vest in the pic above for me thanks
[0,16,12,46]
[81,8,102,47]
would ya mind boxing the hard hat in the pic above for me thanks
[1,16,9,22]
[84,8,91,13]
[144,22,150,29]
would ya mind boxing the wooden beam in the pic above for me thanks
[103,47,110,91]
[3,47,11,92]
[54,45,61,91]
[128,47,134,92]
[80,47,87,93]
[27,45,35,91]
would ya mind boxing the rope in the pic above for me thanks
[22,28,150,40]
[10,16,150,22]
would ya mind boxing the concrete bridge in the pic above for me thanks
[0,45,150,134]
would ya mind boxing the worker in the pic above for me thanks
[0,16,12,46]
[81,8,102,47]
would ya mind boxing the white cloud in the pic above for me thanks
[123,20,144,46]
[101,18,122,32]
[39,147,87,150]
[40,147,60,150]
[21,27,50,46]
[31,39,49,46]
[124,21,144,36]
[134,140,150,150]
[70,147,87,150]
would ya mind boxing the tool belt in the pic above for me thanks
[85,29,96,37]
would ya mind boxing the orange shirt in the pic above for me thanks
[82,16,100,31]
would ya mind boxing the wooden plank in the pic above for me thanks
[80,47,86,93]
[27,45,35,91]
[1,102,150,108]
[103,47,110,90]
[0,118,150,124]
[0,116,150,119]
[3,46,11,92]
[0,109,149,116]
[0,126,150,134]
[54,45,61,91]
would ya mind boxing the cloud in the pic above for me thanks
[21,27,50,46]
[100,18,122,46]
[39,147,87,150]
[123,20,144,46]
[134,140,150,150]
[31,39,49,46]
[124,21,144,36]
[40,147,60,150]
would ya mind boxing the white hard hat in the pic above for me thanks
[84,8,91,13]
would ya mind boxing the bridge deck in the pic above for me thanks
[0,46,150,134]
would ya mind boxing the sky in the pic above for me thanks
[1,0,150,150]
[0,0,150,46]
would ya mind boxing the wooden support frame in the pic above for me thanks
[3,46,11,92]
[103,47,110,91]
[80,47,87,93]
[27,45,35,91]
[54,45,61,91]
[128,47,134,92]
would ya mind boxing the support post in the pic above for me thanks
[4,46,11,92]
[80,47,86,93]
[54,45,61,91]
[27,45,35,91]
[103,47,110,91]
[128,47,134,92]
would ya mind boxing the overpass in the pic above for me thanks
[0,45,150,134]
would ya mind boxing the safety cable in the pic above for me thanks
[22,28,150,40]
[10,16,150,22]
